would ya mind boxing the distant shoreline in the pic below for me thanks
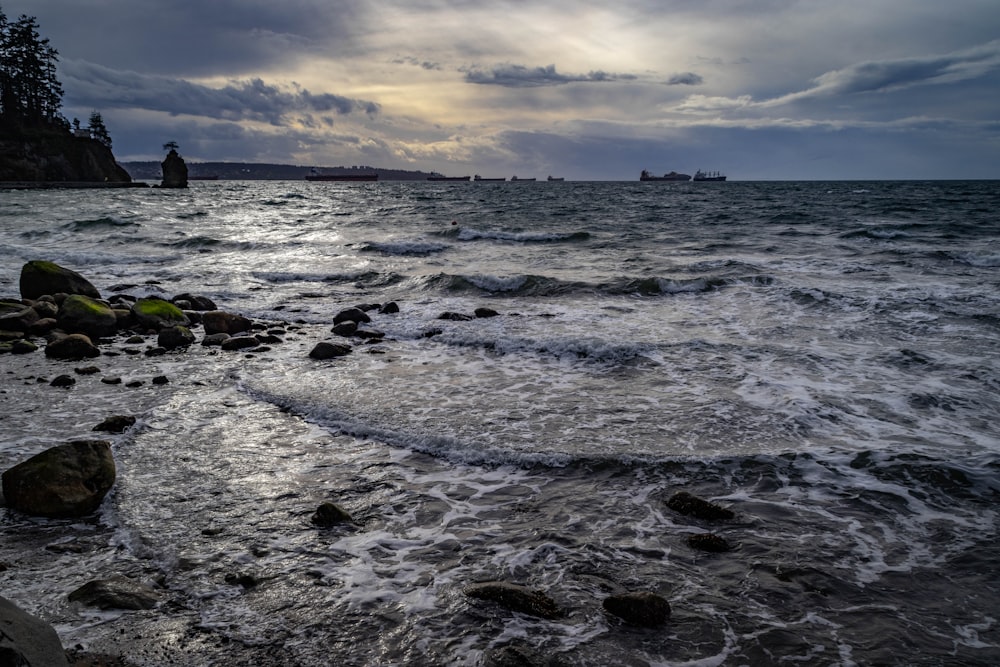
[0,181,150,190]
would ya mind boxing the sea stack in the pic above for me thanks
[161,148,188,188]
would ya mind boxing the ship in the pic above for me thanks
[306,168,378,182]
[693,170,727,182]
[510,175,536,182]
[547,175,565,181]
[640,169,691,182]
[427,174,471,181]
[474,174,506,181]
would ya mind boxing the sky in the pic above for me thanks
[4,0,1000,180]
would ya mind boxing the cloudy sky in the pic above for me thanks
[5,0,1000,179]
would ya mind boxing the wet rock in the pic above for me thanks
[157,324,195,349]
[143,347,166,357]
[68,576,160,610]
[31,299,59,319]
[101,376,122,385]
[464,582,562,619]
[28,316,57,335]
[171,292,217,311]
[379,301,399,314]
[11,339,37,354]
[74,365,101,375]
[50,374,76,387]
[132,296,189,331]
[220,335,259,351]
[438,311,473,321]
[152,375,169,385]
[0,304,39,332]
[602,591,671,627]
[354,327,385,340]
[93,415,136,434]
[333,307,370,325]
[202,310,252,336]
[665,491,734,521]
[309,341,352,359]
[0,595,70,667]
[311,502,354,527]
[44,333,100,360]
[225,573,259,588]
[475,307,500,318]
[421,328,443,338]
[19,260,100,300]
[483,644,544,667]
[1,440,116,518]
[687,532,731,553]
[201,332,230,346]
[57,294,118,338]
[331,320,358,337]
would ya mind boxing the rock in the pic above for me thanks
[202,310,252,336]
[379,301,399,314]
[68,576,160,610]
[157,324,195,349]
[74,365,101,375]
[0,304,39,332]
[131,297,189,331]
[31,299,59,319]
[19,260,101,300]
[44,333,100,360]
[28,317,58,335]
[602,591,671,627]
[57,294,118,338]
[687,533,731,552]
[201,332,230,346]
[50,374,75,387]
[334,307,370,325]
[354,328,385,340]
[11,339,37,354]
[331,321,358,337]
[311,502,354,527]
[475,307,500,318]
[438,311,473,321]
[171,292,217,311]
[0,595,70,667]
[483,645,544,667]
[309,341,352,359]
[665,491,734,521]
[93,415,136,434]
[1,440,116,518]
[152,375,169,385]
[220,336,259,351]
[464,582,562,619]
[160,148,188,188]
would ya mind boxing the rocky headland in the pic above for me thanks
[0,127,138,188]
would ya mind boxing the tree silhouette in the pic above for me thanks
[0,8,64,128]
[88,110,111,148]
[163,141,180,153]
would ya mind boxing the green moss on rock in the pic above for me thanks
[132,297,189,330]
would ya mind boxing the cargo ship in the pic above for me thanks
[640,170,691,182]
[693,170,727,181]
[474,175,506,181]
[306,168,378,182]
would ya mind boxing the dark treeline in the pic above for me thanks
[0,5,111,147]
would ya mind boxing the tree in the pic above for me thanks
[87,110,111,148]
[0,11,63,126]
[163,141,180,153]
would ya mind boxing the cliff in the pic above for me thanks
[0,127,133,184]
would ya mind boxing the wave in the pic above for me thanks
[359,240,451,256]
[424,330,658,366]
[452,227,591,243]
[64,216,140,230]
[160,236,262,251]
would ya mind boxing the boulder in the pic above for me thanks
[438,311,473,321]
[334,307,371,325]
[202,310,252,336]
[309,341,352,359]
[379,301,400,315]
[464,582,562,619]
[2,440,116,518]
[44,333,100,360]
[160,149,188,188]
[93,415,136,434]
[0,595,70,667]
[57,294,118,338]
[0,304,39,332]
[201,332,230,346]
[157,324,195,350]
[311,502,354,527]
[19,260,101,300]
[220,336,259,351]
[171,292,217,311]
[602,591,671,627]
[131,297,189,331]
[331,321,358,337]
[475,307,500,318]
[68,576,160,610]
[665,491,735,521]
[11,339,37,354]
[687,533,731,552]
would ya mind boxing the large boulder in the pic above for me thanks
[160,149,188,188]
[132,297,190,331]
[19,260,100,300]
[0,596,69,667]
[2,440,116,518]
[44,333,100,360]
[464,582,562,619]
[57,294,118,338]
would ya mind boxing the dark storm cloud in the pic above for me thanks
[667,72,704,86]
[60,60,380,124]
[463,64,638,87]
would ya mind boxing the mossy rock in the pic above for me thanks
[57,294,118,338]
[132,297,190,331]
[19,260,101,300]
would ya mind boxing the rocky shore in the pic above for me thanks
[1,260,739,666]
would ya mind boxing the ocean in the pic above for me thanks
[1,179,998,666]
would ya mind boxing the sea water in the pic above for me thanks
[1,180,998,665]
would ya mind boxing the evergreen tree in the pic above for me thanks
[0,6,65,127]
[87,110,111,148]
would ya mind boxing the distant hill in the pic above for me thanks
[121,161,446,181]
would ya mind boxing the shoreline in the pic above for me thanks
[0,181,150,190]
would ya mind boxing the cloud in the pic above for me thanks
[667,72,704,86]
[462,63,637,87]
[60,60,380,125]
